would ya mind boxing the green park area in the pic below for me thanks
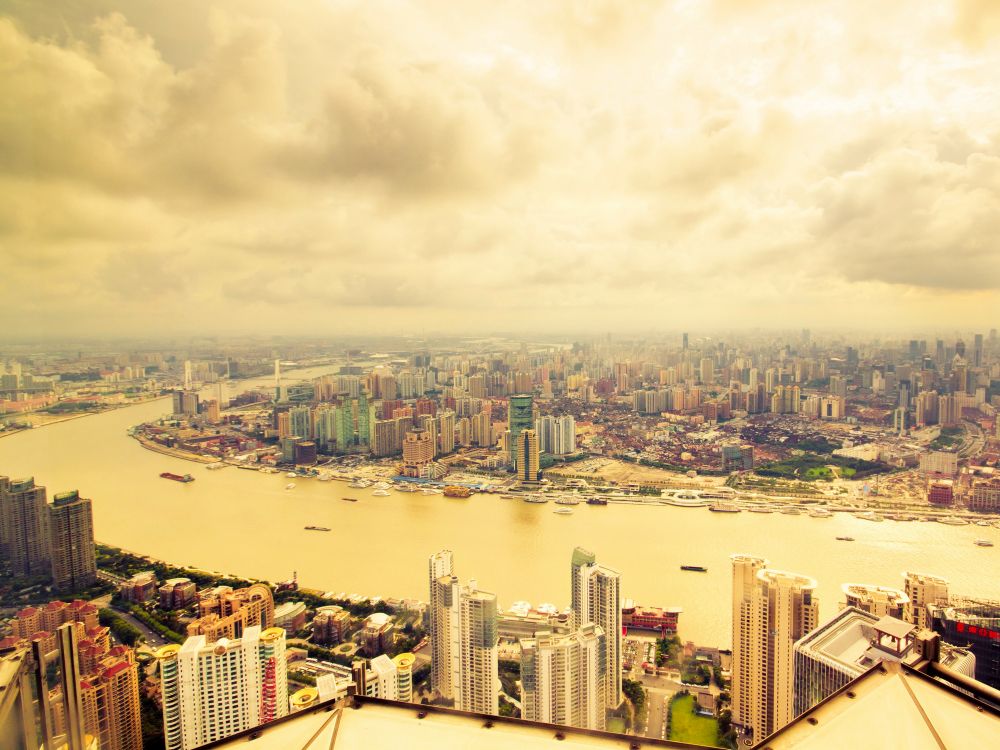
[929,427,963,450]
[668,694,723,747]
[755,454,886,482]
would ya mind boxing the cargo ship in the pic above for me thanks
[304,526,331,532]
[160,472,194,483]
[443,486,473,498]
[680,565,707,572]
[342,497,358,502]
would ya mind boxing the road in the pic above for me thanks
[112,604,171,648]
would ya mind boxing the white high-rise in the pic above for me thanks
[428,550,454,698]
[570,547,622,709]
[534,415,576,455]
[731,555,819,742]
[158,626,288,750]
[428,551,499,714]
[520,624,605,729]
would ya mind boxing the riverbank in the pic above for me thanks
[130,432,218,464]
[1,395,169,438]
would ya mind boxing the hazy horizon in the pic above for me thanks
[4,0,1000,337]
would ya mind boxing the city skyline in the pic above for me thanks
[5,1,1000,336]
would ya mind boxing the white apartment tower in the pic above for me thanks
[570,547,622,709]
[730,555,819,742]
[158,625,288,750]
[520,624,606,730]
[428,550,454,699]
[428,551,499,714]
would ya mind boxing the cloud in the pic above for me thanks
[2,0,1000,337]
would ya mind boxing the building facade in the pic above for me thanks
[47,490,97,591]
[570,547,622,709]
[158,625,288,750]
[520,624,605,730]
[731,555,819,741]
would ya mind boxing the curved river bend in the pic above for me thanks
[1,376,996,647]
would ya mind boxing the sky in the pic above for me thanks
[2,0,999,338]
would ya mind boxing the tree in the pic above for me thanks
[622,678,646,712]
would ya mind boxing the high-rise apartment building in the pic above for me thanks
[437,409,456,455]
[0,475,51,578]
[731,555,819,741]
[158,625,288,750]
[428,550,454,699]
[570,547,622,709]
[514,429,540,482]
[428,551,498,714]
[535,415,576,455]
[47,490,96,592]
[288,406,312,440]
[841,583,909,619]
[903,572,949,631]
[520,624,606,730]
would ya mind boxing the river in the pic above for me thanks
[1,370,997,647]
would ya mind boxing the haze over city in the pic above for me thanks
[4,0,1000,336]
[4,3,1000,750]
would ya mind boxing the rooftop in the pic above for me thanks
[197,696,708,750]
[760,662,1000,749]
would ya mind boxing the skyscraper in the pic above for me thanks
[520,624,606,730]
[731,555,819,741]
[507,394,534,449]
[514,429,540,482]
[428,550,454,699]
[158,625,288,750]
[570,547,622,709]
[428,551,498,714]
[47,490,96,592]
[0,475,51,578]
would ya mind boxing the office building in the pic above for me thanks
[731,555,819,741]
[508,394,534,451]
[570,547,622,709]
[514,429,540,482]
[428,551,499,714]
[793,607,974,717]
[0,475,51,578]
[402,428,434,477]
[158,625,288,750]
[903,572,949,631]
[967,476,1000,513]
[841,583,909,619]
[929,598,1000,689]
[47,490,96,592]
[520,624,605,730]
[918,451,958,476]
